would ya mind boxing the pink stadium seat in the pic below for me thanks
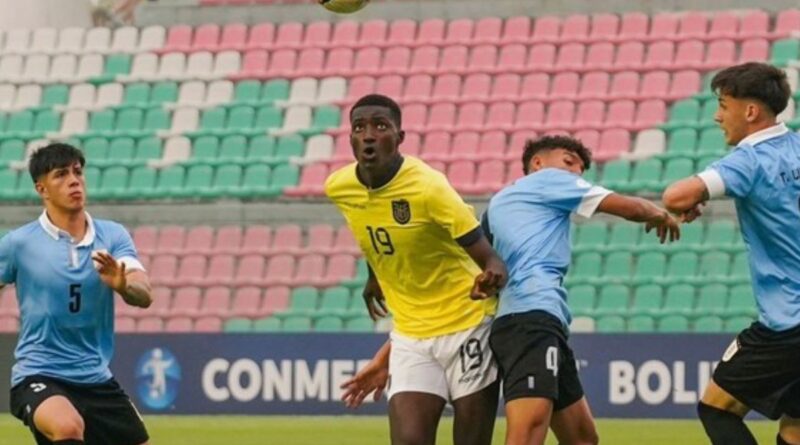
[162,25,192,53]
[332,226,360,255]
[305,224,335,254]
[205,254,235,287]
[531,16,560,43]
[416,19,445,46]
[618,12,649,43]
[738,39,769,63]
[273,22,303,50]
[703,39,735,69]
[261,286,290,316]
[596,128,631,161]
[284,164,328,197]
[263,49,297,78]
[139,256,151,271]
[643,41,675,70]
[579,71,609,100]
[438,45,468,75]
[473,159,506,194]
[506,160,525,183]
[491,73,521,101]
[549,72,580,101]
[555,43,586,71]
[667,70,701,100]
[295,47,324,77]
[573,100,605,130]
[303,21,331,48]
[324,47,353,77]
[584,42,614,71]
[452,132,480,160]
[375,75,404,99]
[474,17,502,45]
[673,40,705,70]
[707,13,738,41]
[149,255,177,286]
[192,24,220,52]
[605,100,636,130]
[739,11,770,40]
[241,225,271,255]
[403,103,428,133]
[174,255,207,287]
[137,287,170,318]
[115,317,135,333]
[164,316,193,333]
[202,286,231,317]
[639,71,670,100]
[519,73,550,101]
[272,224,303,255]
[447,161,477,194]
[546,101,576,131]
[194,316,222,333]
[199,0,224,5]
[477,131,508,160]
[230,287,262,318]
[484,101,516,132]
[515,101,545,131]
[648,13,679,42]
[133,226,157,255]
[0,287,18,317]
[218,23,247,51]
[589,13,619,42]
[402,132,421,157]
[386,19,417,48]
[459,73,491,103]
[212,225,242,255]
[358,20,388,48]
[608,71,640,100]
[574,129,600,152]
[232,50,268,80]
[496,44,527,73]
[561,14,590,43]
[403,74,434,104]
[246,23,275,50]
[408,46,439,76]
[328,20,359,49]
[527,44,557,72]
[677,12,708,41]
[320,254,356,287]
[339,76,374,106]
[427,103,457,131]
[420,131,452,161]
[171,287,202,317]
[379,46,411,75]
[137,317,163,333]
[467,44,498,73]
[430,74,462,103]
[294,254,326,286]
[501,16,531,44]
[330,134,352,162]
[633,99,667,130]
[235,254,266,287]
[614,41,644,71]
[445,19,474,46]
[184,226,214,255]
[263,255,295,286]
[456,102,486,132]
[773,9,800,39]
[157,225,186,255]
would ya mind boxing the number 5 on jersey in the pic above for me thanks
[367,226,395,255]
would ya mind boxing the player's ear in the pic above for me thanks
[397,130,405,145]
[745,102,760,123]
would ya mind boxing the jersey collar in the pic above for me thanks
[38,210,96,247]
[737,122,789,148]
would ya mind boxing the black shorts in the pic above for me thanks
[10,375,149,445]
[489,310,584,411]
[713,321,800,420]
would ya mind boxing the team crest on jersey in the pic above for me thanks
[392,200,411,224]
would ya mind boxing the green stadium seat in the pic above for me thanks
[602,252,632,283]
[95,54,131,83]
[84,166,101,191]
[726,285,756,317]
[627,315,655,332]
[698,99,718,129]
[248,135,277,161]
[277,287,318,318]
[317,286,351,316]
[32,110,61,138]
[345,316,374,332]
[582,167,598,184]
[262,79,290,104]
[128,166,157,198]
[696,155,719,172]
[0,139,26,163]
[192,136,219,164]
[345,290,367,317]
[184,164,214,197]
[663,252,698,284]
[659,158,694,190]
[569,252,602,284]
[599,160,631,190]
[115,108,144,137]
[663,99,700,129]
[83,137,109,162]
[664,128,697,158]
[282,316,313,332]
[661,284,695,316]
[86,110,114,137]
[196,107,226,136]
[37,84,69,110]
[107,137,136,166]
[232,80,261,105]
[697,128,726,155]
[252,316,281,332]
[315,316,345,332]
[154,165,185,198]
[236,163,272,197]
[135,137,162,162]
[0,169,19,199]
[4,111,33,139]
[595,315,625,333]
[142,108,170,134]
[633,252,666,284]
[271,163,300,194]
[723,316,753,333]
[628,159,662,192]
[254,106,283,132]
[695,284,728,316]
[630,284,663,316]
[121,83,150,108]
[219,135,248,163]
[696,71,717,100]
[574,222,607,252]
[223,317,253,333]
[606,222,639,252]
[595,284,629,315]
[698,251,730,281]
[656,314,690,332]
[342,258,369,289]
[728,252,750,284]
[98,166,128,199]
[568,284,596,316]
[150,82,178,106]
[212,164,243,196]
[226,106,256,136]
[300,105,340,136]
[668,222,703,252]
[693,315,723,333]
[771,39,800,67]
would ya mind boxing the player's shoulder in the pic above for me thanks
[405,156,449,189]
[4,220,42,242]
[92,218,130,238]
[324,161,358,196]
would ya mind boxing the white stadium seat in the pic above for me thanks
[56,27,85,54]
[29,28,57,54]
[84,27,112,54]
[138,26,166,53]
[95,83,123,109]
[110,26,138,54]
[316,77,347,104]
[205,80,233,107]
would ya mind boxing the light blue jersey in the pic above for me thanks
[698,123,800,331]
[0,212,143,386]
[484,168,611,327]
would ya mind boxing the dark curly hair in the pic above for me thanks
[711,62,791,116]
[29,143,85,182]
[350,94,402,129]
[521,135,593,175]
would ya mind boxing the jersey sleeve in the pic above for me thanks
[698,148,758,199]
[425,173,480,239]
[480,211,494,245]
[538,169,613,218]
[0,233,16,285]
[111,225,145,272]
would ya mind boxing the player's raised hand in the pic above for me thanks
[680,202,705,223]
[471,269,502,300]
[362,276,388,321]
[645,211,681,244]
[92,250,127,293]
[340,358,389,409]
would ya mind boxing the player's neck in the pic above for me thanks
[357,155,404,189]
[45,207,87,241]
[745,119,779,137]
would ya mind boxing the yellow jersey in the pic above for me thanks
[325,156,495,339]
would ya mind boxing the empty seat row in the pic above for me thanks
[572,220,742,253]
[574,314,753,333]
[0,26,164,56]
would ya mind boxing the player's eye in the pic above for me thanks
[352,123,365,132]
[377,123,387,130]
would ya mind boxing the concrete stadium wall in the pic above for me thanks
[0,0,92,29]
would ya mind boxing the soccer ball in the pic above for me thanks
[318,0,370,14]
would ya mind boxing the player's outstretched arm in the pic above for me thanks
[362,264,388,321]
[597,194,681,243]
[462,235,508,300]
[662,176,710,223]
[93,251,152,308]
[340,339,390,409]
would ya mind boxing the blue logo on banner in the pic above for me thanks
[135,347,181,410]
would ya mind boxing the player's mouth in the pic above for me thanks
[69,191,83,200]
[361,146,377,163]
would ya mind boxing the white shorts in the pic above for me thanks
[387,317,498,402]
